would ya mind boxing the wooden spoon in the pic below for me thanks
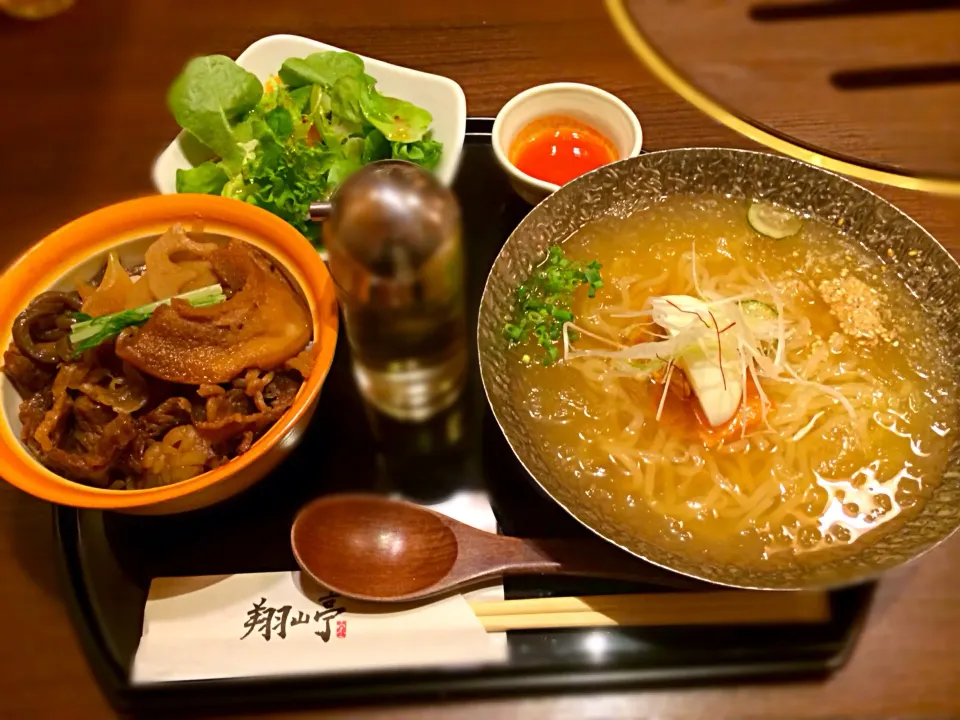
[291,494,705,602]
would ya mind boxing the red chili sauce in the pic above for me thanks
[508,115,618,186]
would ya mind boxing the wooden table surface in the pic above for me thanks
[1,1,959,718]
[619,0,960,178]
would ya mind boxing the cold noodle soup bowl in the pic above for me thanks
[479,148,960,590]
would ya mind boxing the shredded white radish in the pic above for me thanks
[609,310,656,319]
[691,242,704,299]
[738,345,749,439]
[564,325,706,362]
[766,366,858,423]
[792,410,825,441]
[557,256,860,436]
[747,350,775,433]
[758,269,786,367]
[562,322,625,349]
[656,360,676,421]
[701,291,766,308]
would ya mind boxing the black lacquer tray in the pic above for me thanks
[53,118,875,717]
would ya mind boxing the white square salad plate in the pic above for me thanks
[152,34,467,194]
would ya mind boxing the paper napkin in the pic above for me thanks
[132,491,508,683]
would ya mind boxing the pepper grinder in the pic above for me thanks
[312,161,467,422]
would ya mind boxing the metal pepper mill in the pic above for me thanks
[311,160,467,422]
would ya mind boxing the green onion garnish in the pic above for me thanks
[70,284,227,354]
[501,246,603,365]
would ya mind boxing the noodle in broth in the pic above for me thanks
[513,195,956,568]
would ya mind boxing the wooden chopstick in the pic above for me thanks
[468,591,831,632]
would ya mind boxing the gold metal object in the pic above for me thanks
[604,0,960,197]
[0,0,74,18]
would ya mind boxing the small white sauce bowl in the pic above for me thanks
[492,83,643,205]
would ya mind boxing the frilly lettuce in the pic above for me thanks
[167,51,444,247]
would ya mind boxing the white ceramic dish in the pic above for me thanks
[152,34,467,194]
[492,83,643,205]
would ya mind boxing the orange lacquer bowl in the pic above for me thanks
[0,195,338,514]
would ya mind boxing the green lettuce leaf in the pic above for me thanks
[259,83,310,142]
[167,55,263,168]
[175,161,230,194]
[391,133,443,169]
[221,173,251,199]
[342,136,364,162]
[327,136,364,186]
[327,156,362,188]
[362,128,391,163]
[264,105,294,140]
[288,85,312,114]
[359,83,433,142]
[329,75,368,130]
[307,84,351,149]
[278,51,365,89]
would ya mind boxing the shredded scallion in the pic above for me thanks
[70,284,227,353]
[502,246,604,365]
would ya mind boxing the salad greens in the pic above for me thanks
[503,246,604,366]
[175,161,229,195]
[168,51,443,246]
[278,51,367,89]
[70,284,227,354]
[168,56,263,175]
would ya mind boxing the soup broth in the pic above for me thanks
[513,195,956,568]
